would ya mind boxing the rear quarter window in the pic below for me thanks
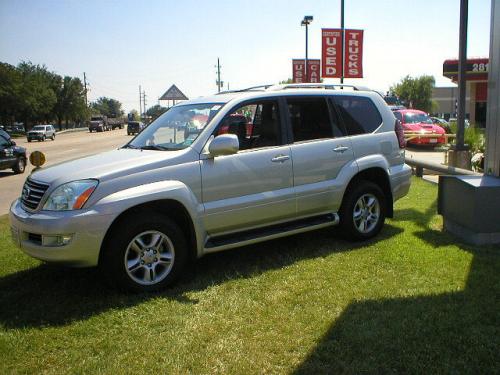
[332,95,382,135]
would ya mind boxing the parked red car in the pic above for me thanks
[393,109,446,146]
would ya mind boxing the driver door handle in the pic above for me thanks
[333,146,349,153]
[271,155,290,163]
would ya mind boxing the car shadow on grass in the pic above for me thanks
[293,208,500,374]
[0,224,403,329]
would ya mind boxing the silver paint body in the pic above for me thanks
[10,89,411,266]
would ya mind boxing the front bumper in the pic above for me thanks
[27,133,45,140]
[9,199,116,267]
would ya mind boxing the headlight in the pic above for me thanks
[43,180,98,211]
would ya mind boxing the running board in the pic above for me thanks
[204,213,339,254]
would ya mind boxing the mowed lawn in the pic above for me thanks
[0,177,498,374]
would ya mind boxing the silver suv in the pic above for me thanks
[10,84,411,291]
[27,124,56,142]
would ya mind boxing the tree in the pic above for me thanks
[16,62,58,128]
[0,62,22,125]
[91,97,124,118]
[390,75,436,113]
[146,104,168,120]
[54,76,88,129]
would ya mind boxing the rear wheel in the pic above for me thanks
[13,157,26,174]
[339,180,386,241]
[100,213,188,292]
[42,135,46,141]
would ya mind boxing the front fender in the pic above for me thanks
[93,180,205,256]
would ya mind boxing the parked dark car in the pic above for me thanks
[127,121,145,135]
[0,129,26,174]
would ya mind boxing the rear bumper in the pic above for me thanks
[389,163,412,202]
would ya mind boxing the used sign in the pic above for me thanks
[292,59,321,83]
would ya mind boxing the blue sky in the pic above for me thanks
[0,0,492,112]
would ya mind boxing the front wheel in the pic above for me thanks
[100,213,188,292]
[51,134,55,140]
[42,135,46,141]
[339,180,386,241]
[13,157,26,174]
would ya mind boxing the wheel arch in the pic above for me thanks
[99,199,198,266]
[343,167,394,218]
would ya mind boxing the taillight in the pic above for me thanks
[395,119,406,149]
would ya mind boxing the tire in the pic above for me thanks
[100,213,188,292]
[338,180,386,241]
[127,132,131,136]
[13,157,26,174]
[27,139,31,143]
[51,134,55,141]
[42,135,46,141]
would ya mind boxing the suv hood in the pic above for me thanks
[30,148,194,186]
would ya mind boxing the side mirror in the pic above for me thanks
[208,134,239,157]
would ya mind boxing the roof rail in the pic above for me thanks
[267,83,371,91]
[216,84,274,95]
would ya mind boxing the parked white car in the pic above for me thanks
[27,124,56,142]
[10,84,411,291]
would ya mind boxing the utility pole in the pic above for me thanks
[456,0,468,151]
[216,58,222,93]
[83,72,88,107]
[340,0,345,84]
[139,85,142,117]
[142,90,147,116]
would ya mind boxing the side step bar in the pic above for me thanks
[204,213,339,254]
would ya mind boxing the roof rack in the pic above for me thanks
[216,84,274,95]
[267,83,371,91]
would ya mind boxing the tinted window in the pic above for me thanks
[287,97,343,142]
[216,100,281,150]
[0,136,9,147]
[333,96,382,135]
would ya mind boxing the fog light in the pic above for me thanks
[42,234,73,247]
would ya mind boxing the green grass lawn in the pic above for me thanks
[0,177,498,374]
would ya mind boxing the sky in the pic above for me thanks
[0,0,492,112]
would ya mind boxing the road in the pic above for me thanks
[0,128,131,214]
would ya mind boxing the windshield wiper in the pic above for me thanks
[122,144,139,149]
[139,145,172,151]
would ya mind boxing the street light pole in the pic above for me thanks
[340,0,345,84]
[301,16,313,83]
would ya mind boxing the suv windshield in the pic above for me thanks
[127,103,223,150]
[32,125,46,131]
[404,112,433,124]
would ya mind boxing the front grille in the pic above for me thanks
[21,178,50,210]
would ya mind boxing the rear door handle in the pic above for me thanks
[271,155,290,163]
[333,146,349,153]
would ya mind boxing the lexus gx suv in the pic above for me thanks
[10,84,411,292]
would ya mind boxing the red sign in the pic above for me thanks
[344,29,363,78]
[322,28,364,79]
[321,29,342,78]
[292,59,321,83]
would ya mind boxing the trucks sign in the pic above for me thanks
[321,28,364,79]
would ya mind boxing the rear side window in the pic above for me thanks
[287,97,343,142]
[332,96,382,135]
